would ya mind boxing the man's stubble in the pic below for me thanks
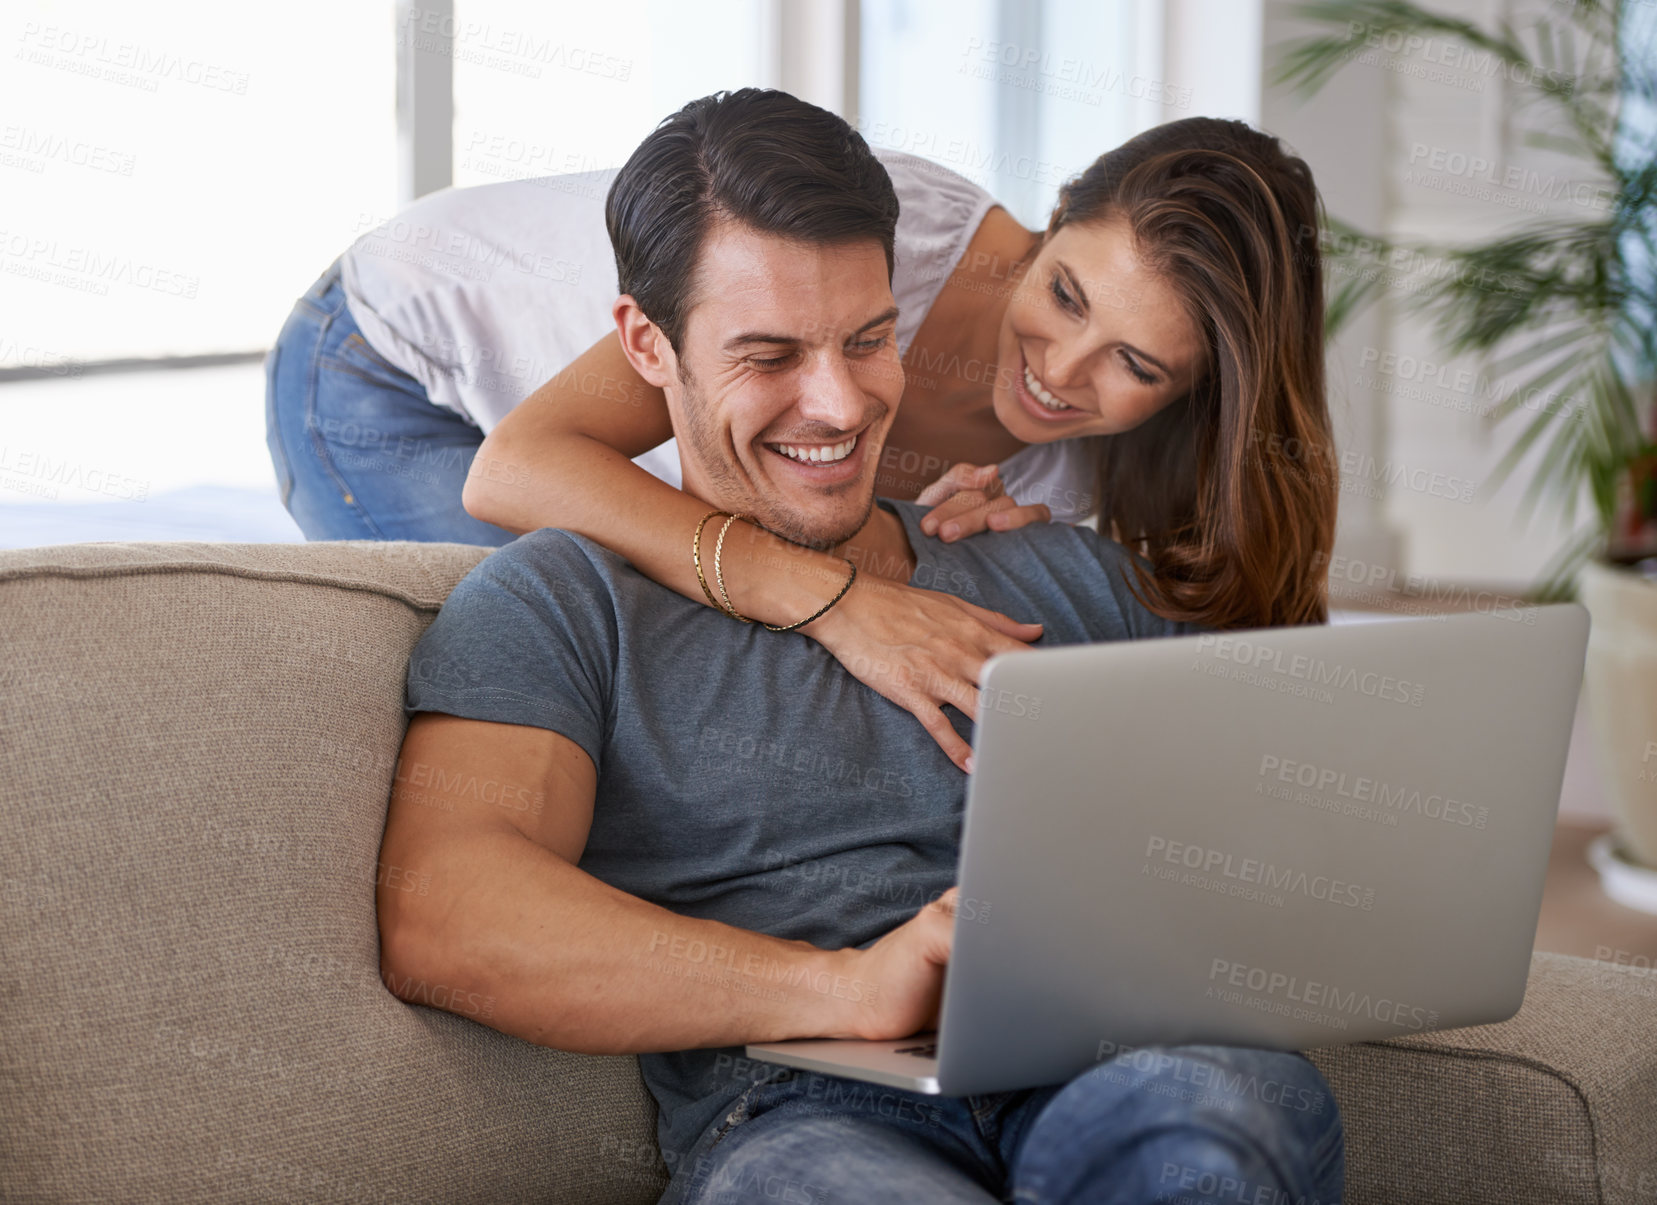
[672,362,880,552]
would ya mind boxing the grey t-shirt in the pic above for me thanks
[403,499,1203,1162]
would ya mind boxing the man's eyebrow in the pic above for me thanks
[853,305,901,335]
[723,331,797,350]
[1056,259,1170,375]
[722,306,900,351]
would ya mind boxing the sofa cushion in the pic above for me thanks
[0,541,671,1204]
[1310,951,1657,1205]
[7,541,1656,1205]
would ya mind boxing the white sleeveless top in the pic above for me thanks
[341,149,1094,523]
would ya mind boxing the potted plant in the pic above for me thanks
[1275,0,1657,892]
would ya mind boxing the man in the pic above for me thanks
[376,93,1343,1205]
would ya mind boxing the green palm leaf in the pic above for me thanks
[1274,0,1656,591]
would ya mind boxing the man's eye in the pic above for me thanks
[850,336,890,354]
[749,353,796,369]
[1050,274,1082,314]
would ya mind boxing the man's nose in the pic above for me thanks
[795,350,868,431]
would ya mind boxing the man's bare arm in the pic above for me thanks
[376,712,923,1054]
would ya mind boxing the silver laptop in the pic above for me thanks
[748,603,1590,1095]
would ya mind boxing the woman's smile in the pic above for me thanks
[1014,355,1090,423]
[992,217,1204,444]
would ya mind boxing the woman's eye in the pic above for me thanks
[1121,353,1157,385]
[1050,275,1080,314]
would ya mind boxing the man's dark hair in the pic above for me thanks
[605,88,899,353]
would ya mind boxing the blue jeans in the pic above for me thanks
[658,1045,1343,1205]
[264,260,517,545]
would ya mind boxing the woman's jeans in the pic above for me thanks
[658,1045,1343,1205]
[264,260,517,546]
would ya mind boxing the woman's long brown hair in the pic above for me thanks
[1042,118,1336,629]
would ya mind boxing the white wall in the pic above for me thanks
[1259,0,1402,583]
[1164,0,1262,124]
[1261,0,1606,593]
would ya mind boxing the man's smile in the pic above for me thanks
[761,429,872,484]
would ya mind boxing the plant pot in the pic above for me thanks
[1580,559,1657,868]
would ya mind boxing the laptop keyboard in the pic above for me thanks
[894,1042,937,1058]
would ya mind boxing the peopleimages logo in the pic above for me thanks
[1145,836,1375,911]
[1257,755,1489,829]
[1209,957,1439,1032]
[1194,633,1426,707]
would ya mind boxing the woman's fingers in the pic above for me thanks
[918,464,1001,528]
[919,473,1058,544]
[914,476,965,509]
[804,579,1044,775]
[905,696,975,773]
[936,493,1021,542]
[934,461,1000,494]
[922,489,994,539]
[985,501,1053,532]
[953,597,1044,644]
[948,680,983,722]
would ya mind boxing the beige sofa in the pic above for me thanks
[2,539,1653,1204]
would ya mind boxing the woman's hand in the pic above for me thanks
[804,573,1042,774]
[916,463,1053,543]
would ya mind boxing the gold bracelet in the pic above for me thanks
[712,513,756,624]
[703,512,857,633]
[692,509,731,615]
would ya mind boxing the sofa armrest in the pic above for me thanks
[1308,952,1657,1205]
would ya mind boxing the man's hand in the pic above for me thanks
[381,714,972,1052]
[822,888,961,1040]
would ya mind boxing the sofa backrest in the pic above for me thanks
[0,541,670,1204]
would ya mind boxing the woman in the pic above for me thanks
[267,92,1335,770]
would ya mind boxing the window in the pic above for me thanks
[859,0,1159,230]
[0,0,773,546]
[2,0,396,362]
[451,0,773,188]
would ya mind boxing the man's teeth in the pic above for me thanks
[1024,365,1072,411]
[775,436,857,464]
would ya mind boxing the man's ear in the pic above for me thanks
[613,296,676,389]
